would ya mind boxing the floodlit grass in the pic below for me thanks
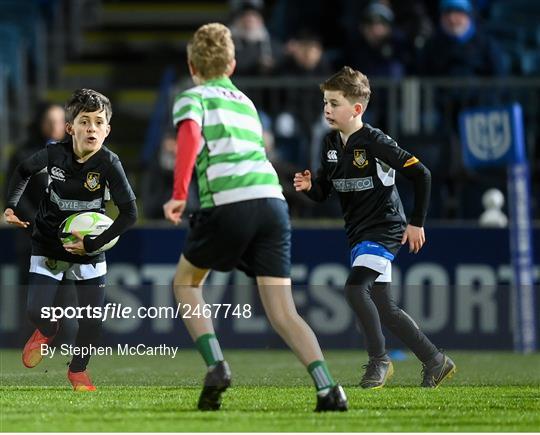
[1,349,539,432]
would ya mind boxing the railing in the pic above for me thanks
[0,65,8,169]
[168,76,540,220]
[232,76,540,155]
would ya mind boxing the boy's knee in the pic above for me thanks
[372,296,401,324]
[344,280,370,303]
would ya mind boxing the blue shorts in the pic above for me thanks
[350,241,395,282]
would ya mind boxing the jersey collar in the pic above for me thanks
[335,123,370,150]
[204,76,237,90]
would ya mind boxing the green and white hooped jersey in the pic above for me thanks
[172,77,285,208]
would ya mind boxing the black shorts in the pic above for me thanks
[183,198,291,277]
[351,221,406,256]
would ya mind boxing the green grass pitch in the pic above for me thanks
[1,349,539,432]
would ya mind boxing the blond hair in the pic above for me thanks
[320,66,371,107]
[187,23,235,80]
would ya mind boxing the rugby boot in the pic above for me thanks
[315,384,348,412]
[359,356,394,389]
[197,360,232,410]
[421,353,456,388]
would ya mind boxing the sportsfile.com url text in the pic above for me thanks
[40,303,253,322]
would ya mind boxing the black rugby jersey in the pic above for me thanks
[306,123,431,253]
[7,140,136,263]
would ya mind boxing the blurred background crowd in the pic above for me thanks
[1,0,539,223]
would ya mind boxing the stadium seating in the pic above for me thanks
[0,24,29,132]
[487,0,540,75]
[0,65,9,161]
[0,0,48,93]
[521,50,540,76]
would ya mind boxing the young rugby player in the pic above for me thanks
[163,23,347,412]
[294,66,456,389]
[4,89,137,390]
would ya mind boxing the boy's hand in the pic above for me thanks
[3,208,30,228]
[163,199,186,225]
[63,231,87,256]
[401,224,425,254]
[293,170,312,192]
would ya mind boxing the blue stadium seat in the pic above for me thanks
[0,24,29,129]
[490,0,540,27]
[0,25,26,90]
[521,50,540,76]
[0,1,48,91]
[0,64,9,151]
[487,4,540,49]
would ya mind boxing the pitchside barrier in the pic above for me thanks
[0,226,538,350]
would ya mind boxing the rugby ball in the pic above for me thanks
[59,212,119,255]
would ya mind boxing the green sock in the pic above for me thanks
[308,360,336,393]
[195,333,224,367]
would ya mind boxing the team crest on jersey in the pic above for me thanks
[353,149,368,168]
[84,172,101,191]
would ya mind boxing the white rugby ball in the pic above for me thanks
[60,211,119,255]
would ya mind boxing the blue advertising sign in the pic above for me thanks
[459,103,536,353]
[0,227,539,351]
[459,103,526,167]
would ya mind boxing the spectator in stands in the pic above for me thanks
[340,0,433,61]
[345,2,410,78]
[418,0,506,76]
[418,0,507,220]
[269,0,348,52]
[4,103,66,285]
[276,29,332,77]
[229,0,280,75]
[4,103,72,344]
[272,30,332,167]
[140,131,175,219]
[140,131,200,219]
[387,0,434,51]
[259,111,314,217]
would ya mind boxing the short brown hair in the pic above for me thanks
[187,23,235,80]
[65,88,112,123]
[320,66,371,107]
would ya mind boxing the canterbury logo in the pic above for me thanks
[50,166,66,181]
[327,150,338,162]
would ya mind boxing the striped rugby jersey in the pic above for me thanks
[172,76,284,208]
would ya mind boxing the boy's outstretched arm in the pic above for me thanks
[294,141,333,203]
[4,149,48,228]
[3,208,29,228]
[294,168,332,202]
[293,170,312,192]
